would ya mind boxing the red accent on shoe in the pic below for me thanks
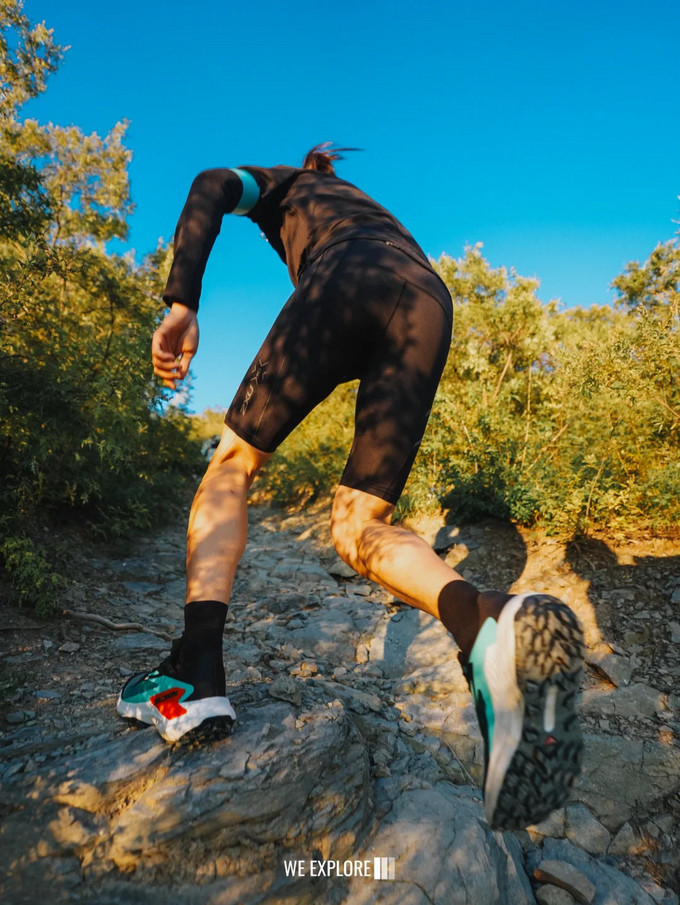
[544,734,557,745]
[151,688,188,719]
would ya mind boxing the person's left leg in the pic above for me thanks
[117,428,271,741]
[185,427,272,605]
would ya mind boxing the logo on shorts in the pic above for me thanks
[240,358,268,415]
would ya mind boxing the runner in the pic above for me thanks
[117,144,584,830]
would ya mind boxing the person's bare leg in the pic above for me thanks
[331,489,584,832]
[331,485,507,657]
[186,427,271,605]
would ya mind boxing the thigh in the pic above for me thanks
[339,275,453,504]
[224,245,362,453]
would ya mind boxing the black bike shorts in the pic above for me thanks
[225,238,453,504]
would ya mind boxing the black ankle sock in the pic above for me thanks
[438,582,511,662]
[437,580,480,662]
[182,600,228,655]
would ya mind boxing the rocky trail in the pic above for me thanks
[1,502,679,905]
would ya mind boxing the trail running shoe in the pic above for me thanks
[460,593,584,831]
[117,638,236,742]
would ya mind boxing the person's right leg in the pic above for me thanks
[330,485,505,659]
[329,250,584,831]
[331,485,584,831]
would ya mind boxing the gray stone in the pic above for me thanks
[346,781,535,905]
[108,700,370,868]
[109,633,168,653]
[58,641,80,653]
[6,711,26,724]
[107,557,162,580]
[536,886,577,905]
[527,807,567,840]
[34,690,61,700]
[154,577,186,603]
[228,641,262,663]
[397,694,484,783]
[565,803,611,855]
[1,697,372,902]
[326,557,357,578]
[586,650,633,687]
[669,621,680,644]
[637,878,679,904]
[573,733,680,827]
[369,607,465,690]
[581,683,667,719]
[530,839,656,905]
[267,674,302,706]
[5,502,677,905]
[608,822,645,856]
[270,561,336,587]
[653,814,675,836]
[46,732,170,811]
[275,596,360,664]
[534,859,596,904]
[433,525,461,552]
[309,677,383,713]
[392,662,469,697]
[120,581,164,595]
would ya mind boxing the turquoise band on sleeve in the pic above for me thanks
[229,168,260,215]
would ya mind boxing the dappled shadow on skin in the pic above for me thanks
[379,519,531,681]
[187,237,455,629]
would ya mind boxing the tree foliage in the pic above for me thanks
[0,2,201,612]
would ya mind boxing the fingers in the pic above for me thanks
[152,348,194,389]
[175,350,195,380]
[151,307,199,390]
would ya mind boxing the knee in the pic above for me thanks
[330,502,360,570]
[330,487,392,573]
[205,427,271,487]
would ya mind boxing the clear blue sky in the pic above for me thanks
[24,0,680,413]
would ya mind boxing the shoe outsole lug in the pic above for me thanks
[179,715,236,744]
[489,594,584,831]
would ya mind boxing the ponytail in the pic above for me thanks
[302,142,361,175]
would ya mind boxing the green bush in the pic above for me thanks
[0,3,203,610]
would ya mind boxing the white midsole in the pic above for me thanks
[482,593,532,824]
[117,695,236,742]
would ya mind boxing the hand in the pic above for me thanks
[151,303,199,389]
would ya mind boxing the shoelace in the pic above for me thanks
[144,637,184,681]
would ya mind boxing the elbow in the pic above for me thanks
[190,169,220,192]
[190,168,234,192]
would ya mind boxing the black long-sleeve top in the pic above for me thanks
[163,165,431,312]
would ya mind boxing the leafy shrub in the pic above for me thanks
[0,3,203,610]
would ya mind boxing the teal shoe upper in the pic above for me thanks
[121,670,193,705]
[462,617,499,772]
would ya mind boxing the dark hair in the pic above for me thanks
[302,142,360,175]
